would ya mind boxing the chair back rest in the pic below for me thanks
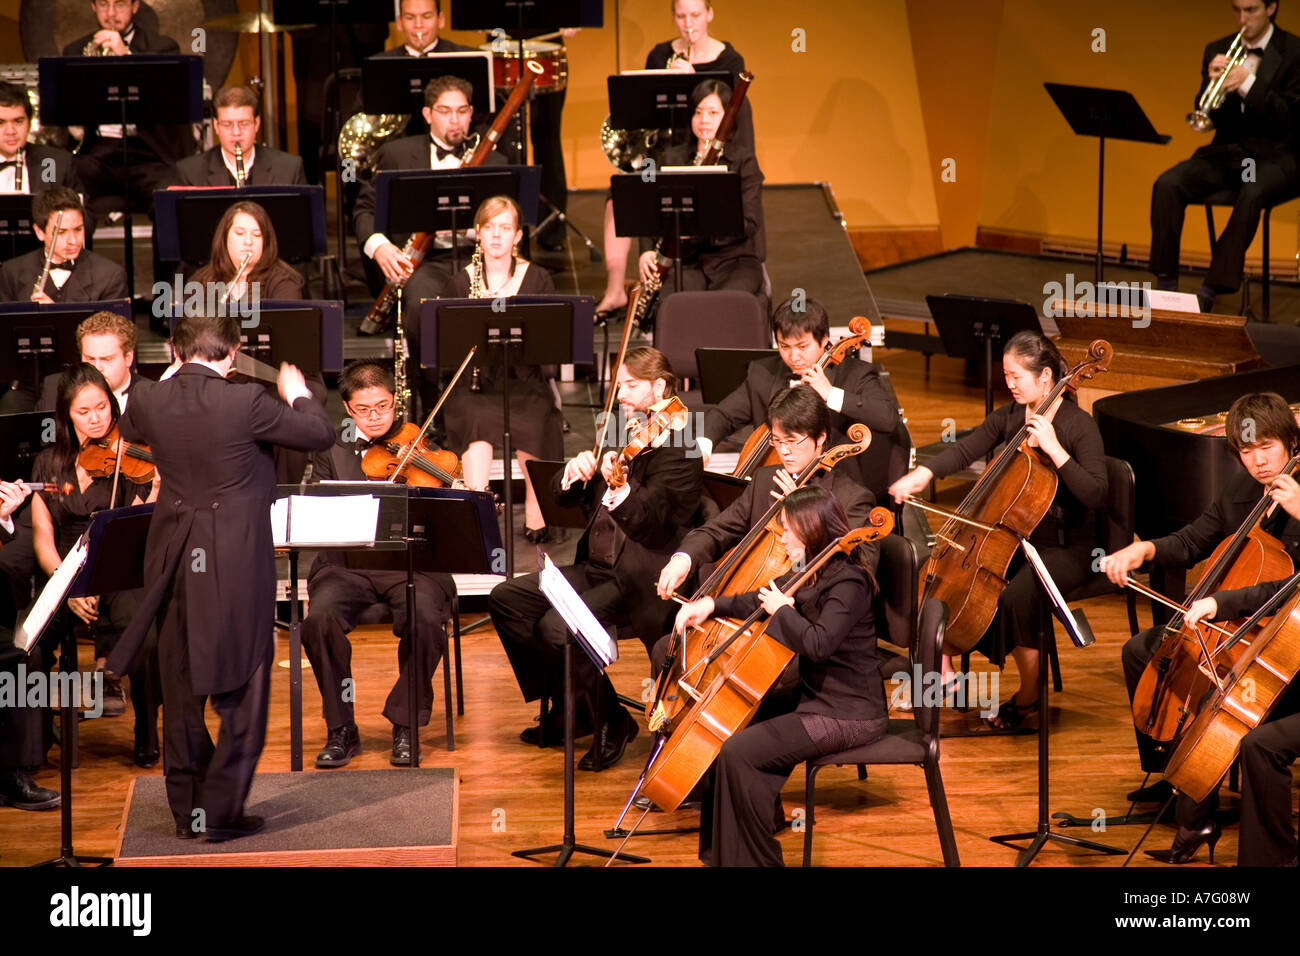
[914,598,948,740]
[655,291,768,384]
[1096,456,1136,555]
[873,532,919,659]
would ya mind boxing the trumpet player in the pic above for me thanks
[175,86,307,189]
[1149,0,1300,313]
[0,187,127,305]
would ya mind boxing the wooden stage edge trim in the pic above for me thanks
[112,776,460,868]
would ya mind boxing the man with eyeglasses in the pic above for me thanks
[175,86,307,188]
[299,360,455,769]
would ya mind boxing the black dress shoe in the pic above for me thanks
[134,745,160,769]
[1144,820,1222,864]
[175,821,198,840]
[523,526,554,545]
[578,712,638,771]
[204,815,265,843]
[519,710,592,746]
[0,769,60,811]
[391,726,412,766]
[315,723,362,768]
[1127,778,1174,803]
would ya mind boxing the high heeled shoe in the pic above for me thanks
[1144,820,1221,864]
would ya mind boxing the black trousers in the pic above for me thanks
[1239,709,1300,866]
[1122,625,1168,774]
[0,646,46,770]
[662,254,764,297]
[529,88,567,243]
[1149,144,1298,292]
[489,563,639,728]
[300,565,450,732]
[976,541,1094,667]
[157,571,271,832]
[76,136,176,218]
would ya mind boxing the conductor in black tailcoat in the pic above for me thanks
[107,314,335,842]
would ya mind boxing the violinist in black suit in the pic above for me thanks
[106,313,335,843]
[1149,0,1300,312]
[354,75,506,312]
[489,348,704,771]
[174,86,307,188]
[702,296,902,498]
[673,485,886,866]
[300,360,455,768]
[0,82,83,197]
[0,188,128,304]
[65,0,196,222]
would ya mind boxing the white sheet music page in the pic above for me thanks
[538,554,618,669]
[271,495,380,548]
[15,535,90,652]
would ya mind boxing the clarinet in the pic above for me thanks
[234,142,246,188]
[13,147,22,193]
[393,300,410,419]
[32,209,63,299]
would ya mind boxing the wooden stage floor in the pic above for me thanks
[0,348,1278,867]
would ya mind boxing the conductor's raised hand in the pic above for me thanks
[277,362,311,405]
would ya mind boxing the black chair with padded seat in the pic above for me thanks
[1201,189,1300,321]
[801,597,960,867]
[654,290,770,412]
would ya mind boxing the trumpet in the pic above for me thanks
[1188,27,1249,131]
[33,210,63,300]
[220,250,255,307]
[667,28,694,69]
[234,142,246,188]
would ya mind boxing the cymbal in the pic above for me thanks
[201,12,312,34]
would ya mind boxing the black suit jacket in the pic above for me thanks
[373,38,478,57]
[0,248,129,303]
[703,355,901,495]
[1151,467,1300,569]
[553,441,704,638]
[174,146,308,187]
[63,25,196,165]
[353,134,508,248]
[678,464,875,581]
[1199,26,1300,162]
[37,369,155,414]
[106,365,336,695]
[17,144,84,195]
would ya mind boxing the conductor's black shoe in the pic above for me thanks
[204,815,265,843]
[1127,778,1173,803]
[523,525,554,545]
[174,820,198,840]
[0,769,60,811]
[315,723,362,768]
[134,745,160,769]
[578,711,638,771]
[390,725,412,765]
[1196,284,1217,313]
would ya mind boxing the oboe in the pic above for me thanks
[32,210,63,299]
[234,142,246,188]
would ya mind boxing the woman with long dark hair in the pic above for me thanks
[29,363,160,767]
[889,330,1108,729]
[672,485,885,866]
[190,200,304,303]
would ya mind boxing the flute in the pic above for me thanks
[32,209,63,299]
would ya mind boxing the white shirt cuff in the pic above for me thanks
[602,482,632,510]
[0,514,13,536]
[697,435,713,461]
[827,386,845,413]
[1239,71,1257,97]
[285,384,313,406]
[561,458,583,490]
[363,234,390,259]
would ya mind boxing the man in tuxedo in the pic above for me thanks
[31,310,154,414]
[65,0,196,224]
[175,85,307,188]
[0,187,128,304]
[0,82,84,197]
[700,297,903,499]
[1150,0,1300,312]
[490,348,704,771]
[107,313,335,842]
[377,0,476,57]
[301,360,454,768]
[353,75,506,314]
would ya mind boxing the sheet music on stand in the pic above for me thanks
[538,554,618,670]
[14,535,89,652]
[1019,538,1094,648]
[271,494,380,548]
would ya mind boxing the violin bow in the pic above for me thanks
[390,346,477,483]
[592,287,640,459]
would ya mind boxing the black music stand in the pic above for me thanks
[0,303,118,401]
[695,347,777,406]
[523,459,590,533]
[0,411,54,480]
[38,55,203,297]
[0,195,40,262]
[154,185,328,265]
[1043,84,1169,286]
[167,302,342,376]
[362,52,496,118]
[611,168,743,295]
[421,295,593,577]
[607,71,732,136]
[22,503,154,867]
[925,294,1041,417]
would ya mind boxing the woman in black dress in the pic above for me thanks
[672,485,886,866]
[441,195,560,541]
[189,200,304,304]
[595,0,752,317]
[30,364,159,766]
[889,331,1108,729]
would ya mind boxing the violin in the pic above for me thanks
[606,395,690,490]
[623,512,894,828]
[77,426,156,484]
[732,316,873,479]
[1132,454,1298,743]
[904,339,1112,653]
[646,424,872,729]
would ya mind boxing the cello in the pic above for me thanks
[905,339,1113,653]
[646,424,872,729]
[623,511,894,826]
[1163,570,1300,803]
[731,316,873,478]
[1132,454,1298,743]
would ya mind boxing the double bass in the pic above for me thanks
[907,339,1113,653]
[731,316,873,478]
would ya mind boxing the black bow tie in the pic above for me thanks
[49,258,76,272]
[0,159,19,171]
[434,142,464,161]
[1247,46,1266,56]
